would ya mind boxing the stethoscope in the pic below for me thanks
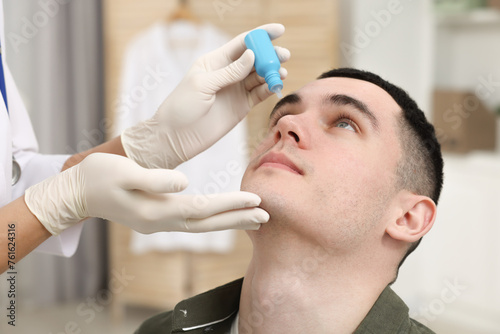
[0,42,21,186]
[12,156,20,185]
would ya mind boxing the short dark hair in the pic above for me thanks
[317,68,444,271]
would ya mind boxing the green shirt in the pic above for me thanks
[135,278,435,334]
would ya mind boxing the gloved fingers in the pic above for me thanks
[183,207,269,232]
[227,23,285,61]
[247,67,289,106]
[243,45,289,79]
[279,67,288,78]
[244,70,266,91]
[248,83,273,106]
[179,191,263,219]
[206,23,285,70]
[244,66,288,92]
[259,23,286,40]
[206,49,255,90]
[120,166,189,194]
[116,192,268,234]
[274,46,291,63]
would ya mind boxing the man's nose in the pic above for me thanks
[274,115,308,148]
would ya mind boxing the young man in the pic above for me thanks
[135,68,443,334]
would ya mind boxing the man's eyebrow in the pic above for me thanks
[269,93,302,120]
[326,94,379,132]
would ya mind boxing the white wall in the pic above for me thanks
[339,0,434,117]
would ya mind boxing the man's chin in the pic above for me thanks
[241,180,269,206]
[242,187,287,222]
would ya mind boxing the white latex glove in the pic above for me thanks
[121,23,290,169]
[24,153,269,235]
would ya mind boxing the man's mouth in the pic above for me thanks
[258,151,303,175]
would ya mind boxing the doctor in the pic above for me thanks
[0,11,289,273]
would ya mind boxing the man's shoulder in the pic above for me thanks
[134,310,174,334]
[355,286,436,334]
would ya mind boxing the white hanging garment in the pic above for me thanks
[114,20,248,254]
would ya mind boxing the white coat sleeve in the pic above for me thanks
[6,64,83,257]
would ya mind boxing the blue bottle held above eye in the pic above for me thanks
[244,29,283,98]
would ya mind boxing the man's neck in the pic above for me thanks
[238,236,392,334]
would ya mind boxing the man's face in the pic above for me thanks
[241,77,403,250]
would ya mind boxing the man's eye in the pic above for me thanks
[269,110,290,127]
[336,120,356,132]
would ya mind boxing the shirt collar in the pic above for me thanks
[171,278,243,332]
[169,279,412,333]
[354,285,412,333]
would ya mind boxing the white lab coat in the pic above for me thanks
[0,2,82,256]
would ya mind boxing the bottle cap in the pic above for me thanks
[270,85,283,98]
[266,72,283,98]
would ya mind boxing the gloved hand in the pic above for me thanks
[24,153,269,235]
[121,23,290,169]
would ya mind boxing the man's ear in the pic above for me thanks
[386,192,437,243]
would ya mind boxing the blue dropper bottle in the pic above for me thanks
[244,29,283,98]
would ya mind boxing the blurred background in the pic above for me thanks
[1,0,500,333]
